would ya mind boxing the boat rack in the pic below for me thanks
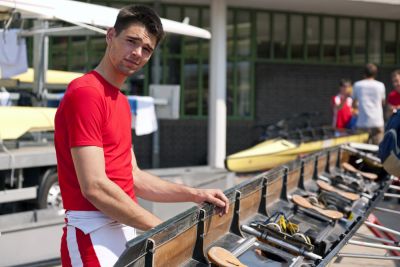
[115,145,391,267]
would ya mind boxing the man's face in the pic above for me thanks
[106,23,157,76]
[392,74,400,92]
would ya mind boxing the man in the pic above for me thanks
[386,69,400,118]
[352,63,386,145]
[54,5,229,266]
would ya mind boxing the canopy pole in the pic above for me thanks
[33,20,48,106]
[208,0,227,168]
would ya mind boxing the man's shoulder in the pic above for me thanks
[373,79,385,87]
[66,71,104,97]
[68,71,99,89]
[354,79,384,88]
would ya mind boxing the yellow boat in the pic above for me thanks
[225,129,369,173]
[11,68,82,85]
[0,106,57,140]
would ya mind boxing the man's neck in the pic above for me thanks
[95,59,126,89]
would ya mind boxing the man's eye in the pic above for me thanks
[128,39,138,44]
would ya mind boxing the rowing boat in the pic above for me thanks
[115,144,389,266]
[225,128,369,173]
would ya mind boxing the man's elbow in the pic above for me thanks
[80,181,103,202]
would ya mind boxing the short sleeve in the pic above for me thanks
[64,87,104,148]
[381,83,386,100]
[352,85,358,100]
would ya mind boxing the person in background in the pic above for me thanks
[54,5,229,266]
[386,69,400,118]
[352,63,386,145]
[331,79,354,129]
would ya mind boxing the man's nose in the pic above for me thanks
[132,46,142,57]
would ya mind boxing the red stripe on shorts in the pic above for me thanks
[76,228,101,267]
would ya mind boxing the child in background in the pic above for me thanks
[332,79,354,129]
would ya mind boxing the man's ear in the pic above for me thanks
[106,28,116,44]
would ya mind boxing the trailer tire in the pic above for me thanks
[37,171,63,209]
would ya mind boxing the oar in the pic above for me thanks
[208,247,248,267]
[291,195,344,220]
[316,180,360,201]
[342,162,378,180]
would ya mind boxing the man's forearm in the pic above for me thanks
[84,176,162,230]
[134,169,199,203]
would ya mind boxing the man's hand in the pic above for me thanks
[194,189,229,216]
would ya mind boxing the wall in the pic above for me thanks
[133,120,256,168]
[255,63,395,125]
[134,62,396,168]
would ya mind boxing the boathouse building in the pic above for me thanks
[41,0,400,168]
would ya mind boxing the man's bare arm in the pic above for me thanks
[71,146,163,230]
[131,150,229,215]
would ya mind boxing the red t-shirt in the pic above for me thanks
[54,71,136,211]
[332,95,353,129]
[388,90,400,106]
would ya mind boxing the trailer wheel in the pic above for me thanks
[38,171,63,209]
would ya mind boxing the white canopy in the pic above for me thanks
[0,0,211,39]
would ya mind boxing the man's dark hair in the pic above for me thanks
[391,69,400,78]
[364,63,378,78]
[339,78,351,87]
[114,5,165,46]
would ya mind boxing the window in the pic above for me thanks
[354,20,366,64]
[384,22,396,65]
[165,7,182,55]
[227,9,254,118]
[338,18,351,63]
[184,8,200,56]
[290,15,304,60]
[227,10,235,58]
[183,59,199,115]
[273,13,287,59]
[368,21,382,63]
[323,17,335,62]
[257,13,270,58]
[160,5,212,118]
[237,11,251,57]
[236,61,251,116]
[307,16,320,61]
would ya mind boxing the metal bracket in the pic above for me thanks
[336,147,342,168]
[230,190,244,237]
[192,209,208,264]
[312,155,319,181]
[280,168,289,202]
[325,151,331,174]
[145,238,155,267]
[298,160,306,190]
[258,177,268,216]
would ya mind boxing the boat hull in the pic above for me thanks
[115,145,389,267]
[0,106,56,140]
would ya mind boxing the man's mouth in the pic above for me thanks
[124,59,139,67]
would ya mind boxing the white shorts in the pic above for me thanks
[61,211,137,267]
